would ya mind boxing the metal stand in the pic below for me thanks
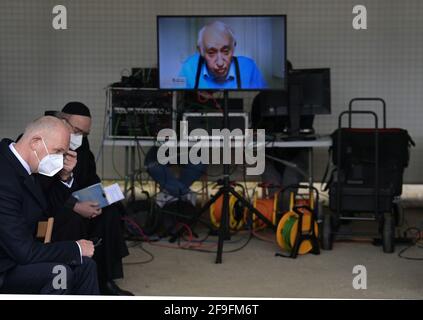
[197,91,275,264]
[123,146,137,203]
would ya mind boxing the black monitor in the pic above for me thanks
[259,68,331,135]
[289,68,331,115]
[157,15,287,91]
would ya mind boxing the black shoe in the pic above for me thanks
[100,280,134,296]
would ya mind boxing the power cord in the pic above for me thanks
[124,241,155,265]
[398,227,423,261]
[111,139,124,179]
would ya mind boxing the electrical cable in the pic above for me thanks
[144,222,253,253]
[123,241,155,265]
[135,138,148,192]
[121,215,151,242]
[252,229,275,243]
[182,230,210,243]
[95,91,112,164]
[106,111,126,179]
[397,227,423,261]
[398,247,423,260]
[111,139,124,179]
[213,230,253,253]
[178,228,254,254]
[242,165,252,204]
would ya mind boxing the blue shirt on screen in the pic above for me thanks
[178,53,267,89]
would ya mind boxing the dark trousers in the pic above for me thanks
[145,146,207,197]
[0,257,99,295]
[52,203,129,283]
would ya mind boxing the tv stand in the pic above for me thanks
[194,91,275,264]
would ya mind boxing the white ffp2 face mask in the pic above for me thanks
[34,138,64,177]
[69,133,83,150]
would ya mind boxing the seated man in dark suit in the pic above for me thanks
[48,102,131,296]
[0,116,99,294]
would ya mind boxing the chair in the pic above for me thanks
[36,217,54,244]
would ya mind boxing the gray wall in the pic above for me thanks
[0,0,422,182]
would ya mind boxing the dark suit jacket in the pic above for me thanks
[0,139,81,288]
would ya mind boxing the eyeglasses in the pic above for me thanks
[63,119,90,137]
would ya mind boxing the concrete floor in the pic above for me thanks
[116,207,423,299]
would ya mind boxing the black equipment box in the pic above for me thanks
[182,112,248,139]
[181,92,244,111]
[107,88,174,139]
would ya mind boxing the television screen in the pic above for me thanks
[157,15,287,90]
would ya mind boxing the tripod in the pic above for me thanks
[196,91,276,264]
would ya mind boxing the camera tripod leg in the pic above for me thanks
[191,186,230,264]
[213,186,277,264]
[216,187,230,264]
[192,188,224,226]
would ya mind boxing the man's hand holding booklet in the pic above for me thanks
[72,183,125,208]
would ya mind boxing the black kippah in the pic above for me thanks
[62,102,91,117]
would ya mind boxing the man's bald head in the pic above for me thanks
[197,21,236,56]
[197,21,236,80]
[16,116,70,173]
[22,116,70,144]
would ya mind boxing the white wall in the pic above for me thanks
[0,0,422,182]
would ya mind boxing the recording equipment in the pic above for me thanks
[182,92,244,111]
[182,112,248,140]
[129,68,158,88]
[157,15,287,90]
[112,68,158,88]
[107,88,174,139]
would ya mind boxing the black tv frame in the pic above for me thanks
[156,14,287,92]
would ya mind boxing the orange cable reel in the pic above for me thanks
[276,191,319,255]
[247,191,279,231]
[210,191,245,231]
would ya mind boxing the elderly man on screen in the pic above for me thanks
[178,20,267,89]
